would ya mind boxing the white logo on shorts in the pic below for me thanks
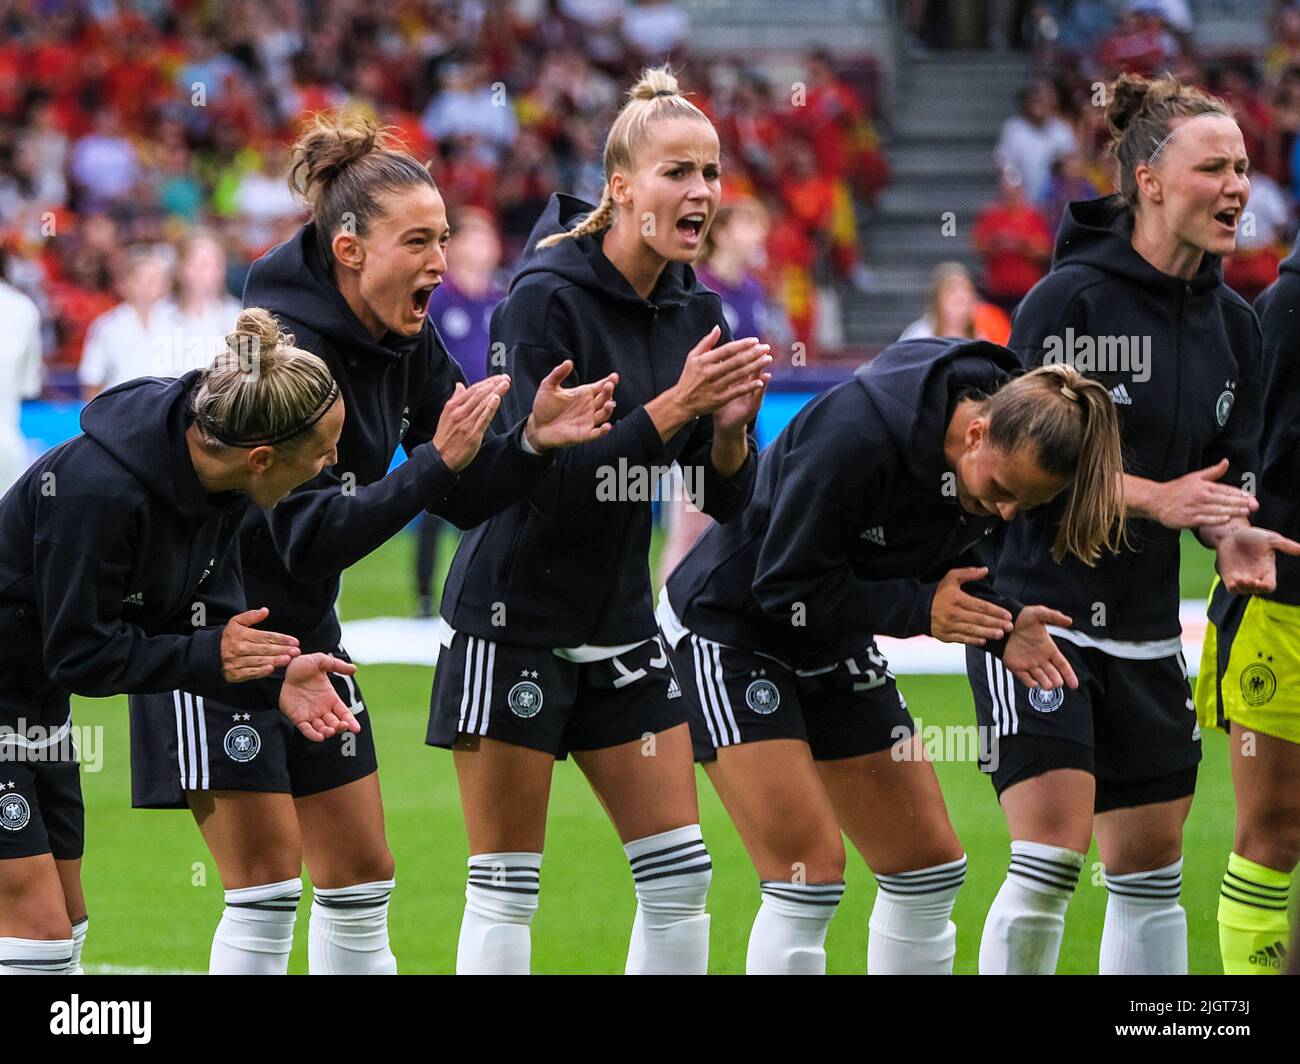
[223,725,261,762]
[746,679,780,715]
[508,681,544,718]
[0,793,31,831]
[1028,686,1065,713]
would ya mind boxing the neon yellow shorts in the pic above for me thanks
[1196,577,1300,745]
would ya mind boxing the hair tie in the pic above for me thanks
[654,89,675,97]
[1145,110,1228,166]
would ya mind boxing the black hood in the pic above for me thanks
[243,222,422,364]
[511,192,696,308]
[854,337,1021,488]
[79,372,217,520]
[1053,196,1222,295]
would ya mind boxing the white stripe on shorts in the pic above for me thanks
[184,693,200,790]
[173,690,186,788]
[195,695,210,790]
[997,657,1019,735]
[689,635,722,749]
[984,652,1003,736]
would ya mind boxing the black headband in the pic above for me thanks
[195,381,340,448]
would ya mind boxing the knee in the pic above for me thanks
[1236,811,1300,873]
[23,916,75,941]
[1101,833,1184,876]
[771,833,846,886]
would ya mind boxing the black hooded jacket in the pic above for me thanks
[0,374,264,731]
[1244,234,1300,605]
[237,222,552,647]
[993,198,1262,641]
[440,193,758,646]
[665,338,1022,669]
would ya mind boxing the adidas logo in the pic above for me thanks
[1110,384,1133,405]
[667,677,681,699]
[1248,942,1287,969]
[122,591,144,606]
[860,526,886,546]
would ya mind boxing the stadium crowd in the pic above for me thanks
[970,0,1300,311]
[0,0,886,401]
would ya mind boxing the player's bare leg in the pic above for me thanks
[574,723,711,974]
[818,737,967,973]
[704,738,845,973]
[451,737,554,973]
[0,854,75,973]
[188,790,303,974]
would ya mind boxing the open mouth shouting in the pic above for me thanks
[410,282,438,320]
[1214,205,1241,234]
[676,211,707,245]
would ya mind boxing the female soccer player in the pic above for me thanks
[128,113,616,975]
[967,74,1299,975]
[1195,231,1300,975]
[427,67,770,975]
[0,309,359,975]
[659,337,1126,974]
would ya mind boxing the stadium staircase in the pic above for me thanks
[846,49,1032,348]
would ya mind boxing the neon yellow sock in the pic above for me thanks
[1218,852,1291,974]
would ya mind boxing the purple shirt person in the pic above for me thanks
[417,209,507,616]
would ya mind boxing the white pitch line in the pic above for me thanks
[83,963,204,975]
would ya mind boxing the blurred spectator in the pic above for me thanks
[415,207,507,619]
[68,109,141,212]
[0,248,43,493]
[1041,149,1099,234]
[1098,5,1174,76]
[660,197,777,582]
[162,230,243,377]
[898,262,1012,345]
[622,0,691,61]
[695,198,779,345]
[420,57,518,166]
[972,166,1053,315]
[995,80,1077,202]
[78,247,174,399]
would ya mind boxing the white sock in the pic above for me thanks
[868,855,967,974]
[458,852,541,974]
[1099,858,1187,974]
[624,825,713,975]
[308,879,397,975]
[979,840,1084,975]
[0,936,75,974]
[746,880,846,975]
[70,916,88,975]
[210,877,302,975]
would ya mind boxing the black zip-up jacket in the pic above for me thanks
[1244,234,1300,604]
[993,197,1262,641]
[237,223,552,648]
[666,338,1022,669]
[440,193,758,646]
[0,374,265,731]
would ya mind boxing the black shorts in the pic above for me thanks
[663,630,914,763]
[426,632,685,758]
[128,647,378,809]
[0,723,83,860]
[965,639,1201,812]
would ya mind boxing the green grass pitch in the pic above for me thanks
[72,529,1259,974]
